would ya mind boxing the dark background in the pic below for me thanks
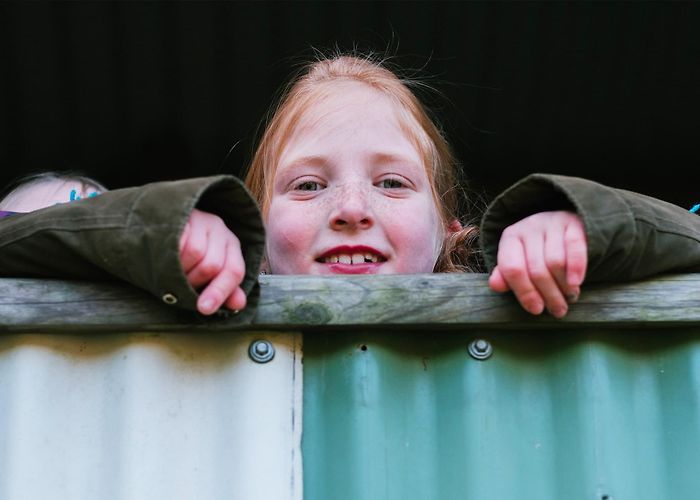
[1,1,699,211]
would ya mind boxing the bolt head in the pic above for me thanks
[474,339,488,352]
[249,340,275,363]
[468,339,493,360]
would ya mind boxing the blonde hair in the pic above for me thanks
[244,53,480,272]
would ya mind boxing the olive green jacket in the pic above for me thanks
[0,176,265,321]
[1,174,698,319]
[480,174,700,281]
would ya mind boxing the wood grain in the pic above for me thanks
[1,273,699,333]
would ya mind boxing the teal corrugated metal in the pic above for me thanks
[303,329,700,500]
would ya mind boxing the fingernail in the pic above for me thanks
[232,309,240,315]
[566,291,580,304]
[200,298,215,313]
[526,301,544,315]
[549,306,568,318]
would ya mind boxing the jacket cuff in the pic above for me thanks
[126,175,265,315]
[479,173,637,279]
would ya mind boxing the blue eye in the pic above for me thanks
[295,181,322,191]
[378,178,405,189]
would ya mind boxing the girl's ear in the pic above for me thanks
[447,218,462,234]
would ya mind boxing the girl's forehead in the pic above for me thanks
[302,81,399,125]
[285,82,421,152]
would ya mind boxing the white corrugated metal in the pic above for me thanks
[0,331,302,500]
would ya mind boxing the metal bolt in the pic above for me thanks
[468,339,493,360]
[161,293,178,305]
[249,339,275,363]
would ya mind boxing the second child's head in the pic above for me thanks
[0,171,107,213]
[245,54,478,275]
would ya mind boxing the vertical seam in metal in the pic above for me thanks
[291,332,304,500]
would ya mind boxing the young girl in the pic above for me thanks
[0,53,698,318]
[0,171,107,215]
[243,54,586,318]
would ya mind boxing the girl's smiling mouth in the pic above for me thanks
[315,245,387,273]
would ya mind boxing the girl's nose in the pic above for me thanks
[329,188,374,231]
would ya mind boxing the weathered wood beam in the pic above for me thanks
[0,273,699,333]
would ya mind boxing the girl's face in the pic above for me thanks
[265,82,445,275]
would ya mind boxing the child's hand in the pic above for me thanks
[179,209,247,315]
[488,211,587,318]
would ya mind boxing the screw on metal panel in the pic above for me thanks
[468,339,493,360]
[249,339,275,363]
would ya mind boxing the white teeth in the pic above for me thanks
[324,252,382,264]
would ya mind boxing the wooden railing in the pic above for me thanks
[2,273,699,332]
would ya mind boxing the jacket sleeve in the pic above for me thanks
[0,175,265,314]
[479,173,700,282]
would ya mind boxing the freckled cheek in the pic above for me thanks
[380,204,443,273]
[266,205,320,273]
[394,230,440,272]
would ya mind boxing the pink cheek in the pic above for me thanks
[276,224,309,252]
[385,216,442,273]
[267,218,317,273]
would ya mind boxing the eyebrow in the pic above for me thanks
[281,155,329,172]
[371,152,422,170]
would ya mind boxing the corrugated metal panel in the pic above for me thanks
[0,331,302,500]
[303,329,700,500]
